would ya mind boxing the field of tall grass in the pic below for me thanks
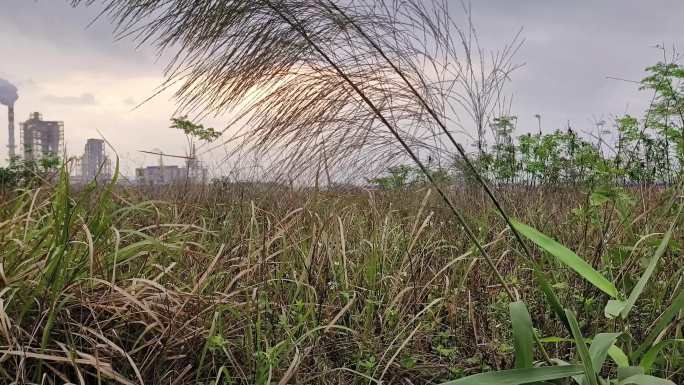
[0,169,681,384]
[0,1,681,384]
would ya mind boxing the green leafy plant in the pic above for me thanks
[171,116,221,142]
[442,204,682,385]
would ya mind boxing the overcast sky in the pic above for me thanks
[1,1,682,176]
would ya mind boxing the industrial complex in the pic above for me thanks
[135,145,208,185]
[73,138,112,183]
[2,78,206,185]
[20,112,64,162]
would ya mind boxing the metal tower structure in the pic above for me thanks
[20,112,63,162]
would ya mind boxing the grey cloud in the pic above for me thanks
[17,79,38,91]
[449,1,684,136]
[1,0,162,77]
[43,93,97,106]
[2,0,684,167]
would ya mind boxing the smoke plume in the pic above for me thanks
[0,78,19,106]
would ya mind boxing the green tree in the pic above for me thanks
[640,59,684,181]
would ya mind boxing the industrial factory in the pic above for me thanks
[15,111,112,184]
[135,145,208,185]
[1,78,111,183]
[2,77,206,185]
[72,138,112,184]
[20,112,64,161]
[1,78,66,164]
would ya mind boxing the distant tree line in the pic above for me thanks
[371,58,684,189]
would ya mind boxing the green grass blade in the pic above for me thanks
[634,288,684,359]
[439,365,584,385]
[617,374,676,385]
[509,301,535,369]
[638,339,684,374]
[511,219,619,298]
[620,226,675,319]
[530,262,571,331]
[565,309,599,385]
[538,335,630,368]
[195,309,220,384]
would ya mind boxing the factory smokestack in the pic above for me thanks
[7,104,15,159]
[0,78,19,161]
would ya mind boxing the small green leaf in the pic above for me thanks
[608,345,630,368]
[538,336,571,343]
[439,365,584,385]
[590,191,610,206]
[511,219,619,298]
[400,355,417,369]
[588,333,620,372]
[605,300,626,319]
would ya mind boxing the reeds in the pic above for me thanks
[19,1,683,383]
[0,179,681,384]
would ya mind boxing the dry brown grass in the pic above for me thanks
[0,181,681,384]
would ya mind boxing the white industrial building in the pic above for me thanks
[135,165,189,185]
[81,139,111,182]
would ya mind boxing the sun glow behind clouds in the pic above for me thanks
[1,0,683,179]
